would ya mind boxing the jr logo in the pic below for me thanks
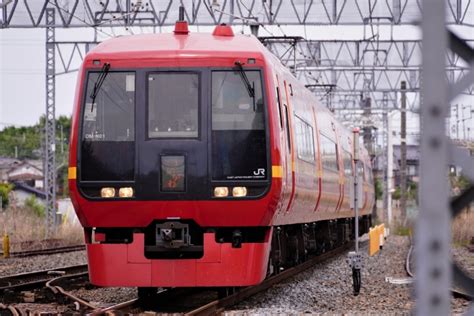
[253,168,265,176]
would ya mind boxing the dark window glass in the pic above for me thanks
[320,133,339,171]
[211,70,267,180]
[295,115,315,162]
[148,73,199,138]
[81,72,135,181]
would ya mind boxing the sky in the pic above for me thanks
[0,24,472,142]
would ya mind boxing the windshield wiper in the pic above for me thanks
[234,61,255,98]
[90,63,110,111]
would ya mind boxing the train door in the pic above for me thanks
[319,122,341,214]
[136,70,209,200]
[311,108,323,213]
[282,80,296,213]
[339,136,353,213]
[334,129,344,212]
[275,76,292,213]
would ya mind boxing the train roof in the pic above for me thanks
[88,31,267,59]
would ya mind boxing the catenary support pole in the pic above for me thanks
[45,8,57,235]
[387,114,394,227]
[400,81,407,224]
[347,128,362,296]
[416,0,451,315]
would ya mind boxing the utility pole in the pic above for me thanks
[348,128,362,296]
[387,113,394,227]
[400,81,407,224]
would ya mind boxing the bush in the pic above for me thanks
[0,183,14,209]
[25,195,45,217]
[374,178,383,200]
[408,181,418,201]
[453,209,474,246]
[392,187,401,200]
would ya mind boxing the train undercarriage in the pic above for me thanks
[269,215,372,273]
[137,215,372,301]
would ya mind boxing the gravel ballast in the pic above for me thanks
[0,250,87,277]
[228,235,472,315]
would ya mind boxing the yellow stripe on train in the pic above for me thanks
[272,165,283,178]
[68,167,77,180]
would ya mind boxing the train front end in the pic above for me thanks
[68,27,282,288]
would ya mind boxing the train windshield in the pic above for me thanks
[80,72,135,181]
[211,70,267,180]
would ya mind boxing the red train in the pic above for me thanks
[68,18,374,296]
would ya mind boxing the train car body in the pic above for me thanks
[68,23,374,289]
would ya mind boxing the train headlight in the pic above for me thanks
[100,187,116,198]
[232,186,247,197]
[119,187,134,198]
[214,187,229,197]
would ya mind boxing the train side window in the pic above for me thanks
[276,87,283,128]
[365,163,373,184]
[343,150,353,176]
[320,133,339,171]
[284,105,291,150]
[358,163,365,180]
[294,115,315,162]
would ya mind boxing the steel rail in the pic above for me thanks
[0,264,88,292]
[0,303,20,316]
[406,242,472,300]
[406,245,414,278]
[0,244,85,258]
[46,273,97,310]
[91,298,139,314]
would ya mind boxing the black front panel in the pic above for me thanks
[78,67,270,200]
[81,141,134,181]
[212,130,266,180]
[136,70,208,200]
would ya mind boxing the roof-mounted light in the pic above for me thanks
[212,23,234,37]
[174,6,189,35]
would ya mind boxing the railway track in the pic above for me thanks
[185,242,357,315]
[0,264,88,293]
[115,241,361,315]
[1,244,85,258]
[406,244,473,300]
[1,241,363,314]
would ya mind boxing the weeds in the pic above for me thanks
[0,205,83,252]
[452,207,474,246]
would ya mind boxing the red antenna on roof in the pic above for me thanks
[174,6,189,35]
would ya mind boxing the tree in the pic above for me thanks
[0,115,71,160]
[0,183,14,209]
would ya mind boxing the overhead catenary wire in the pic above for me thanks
[46,0,114,38]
